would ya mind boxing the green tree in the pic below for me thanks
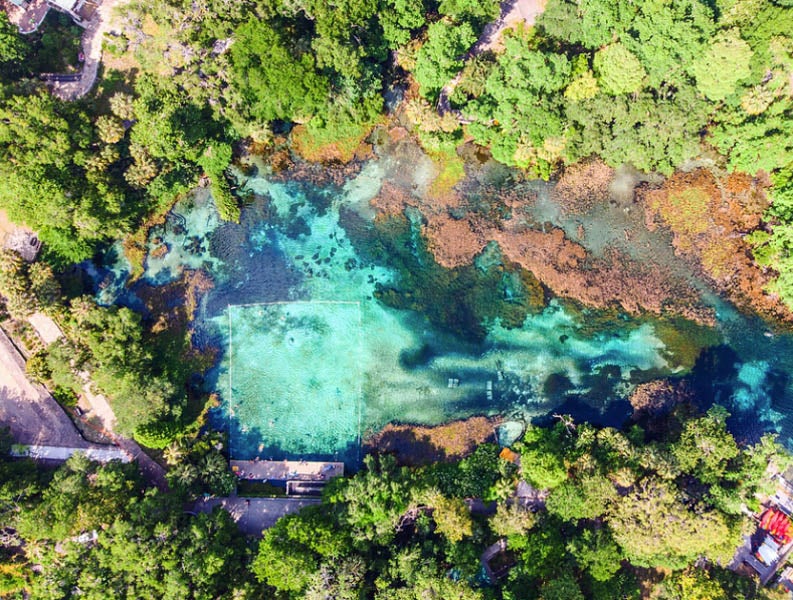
[305,556,366,600]
[414,21,476,99]
[422,489,473,543]
[109,92,135,120]
[439,0,500,24]
[689,29,753,101]
[0,250,36,318]
[230,20,330,123]
[489,502,536,538]
[326,454,418,545]
[519,426,568,490]
[565,70,599,101]
[0,92,123,262]
[593,43,646,95]
[252,505,349,593]
[671,406,739,484]
[608,479,732,569]
[540,572,585,600]
[538,0,637,49]
[546,474,617,522]
[28,262,61,308]
[380,0,427,47]
[567,528,623,582]
[0,13,25,63]
[622,0,715,88]
[565,86,709,174]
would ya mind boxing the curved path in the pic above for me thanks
[49,0,129,100]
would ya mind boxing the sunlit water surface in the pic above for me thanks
[92,146,793,463]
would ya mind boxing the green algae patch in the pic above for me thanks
[291,113,381,164]
[427,152,466,198]
[653,188,711,237]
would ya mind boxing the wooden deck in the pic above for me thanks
[230,459,344,482]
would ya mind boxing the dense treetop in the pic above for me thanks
[2,406,789,598]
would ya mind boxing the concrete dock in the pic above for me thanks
[230,459,344,482]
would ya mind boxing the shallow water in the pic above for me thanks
[92,143,793,461]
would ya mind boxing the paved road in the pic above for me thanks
[0,328,89,448]
[193,497,321,536]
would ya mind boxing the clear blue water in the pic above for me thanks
[89,146,793,462]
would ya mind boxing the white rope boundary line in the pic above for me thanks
[230,300,361,307]
[225,300,364,459]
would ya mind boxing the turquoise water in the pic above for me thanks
[90,143,793,461]
[226,302,363,459]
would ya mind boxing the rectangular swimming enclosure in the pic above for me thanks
[226,301,363,461]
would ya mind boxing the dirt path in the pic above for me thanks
[438,0,547,115]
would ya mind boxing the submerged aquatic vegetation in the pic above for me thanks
[346,212,546,342]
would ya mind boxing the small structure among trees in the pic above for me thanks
[3,228,40,262]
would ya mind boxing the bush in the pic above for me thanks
[134,419,185,449]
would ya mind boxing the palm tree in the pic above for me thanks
[163,439,189,466]
[172,463,199,490]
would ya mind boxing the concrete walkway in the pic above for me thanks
[231,459,344,482]
[193,496,320,536]
[28,312,63,345]
[0,327,89,448]
[11,443,130,462]
[49,0,130,100]
[4,0,50,34]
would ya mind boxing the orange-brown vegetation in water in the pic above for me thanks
[553,159,616,214]
[418,187,712,323]
[136,269,218,373]
[630,379,692,416]
[640,169,791,323]
[269,156,364,188]
[630,379,696,439]
[138,269,214,335]
[364,416,499,466]
[370,181,421,216]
